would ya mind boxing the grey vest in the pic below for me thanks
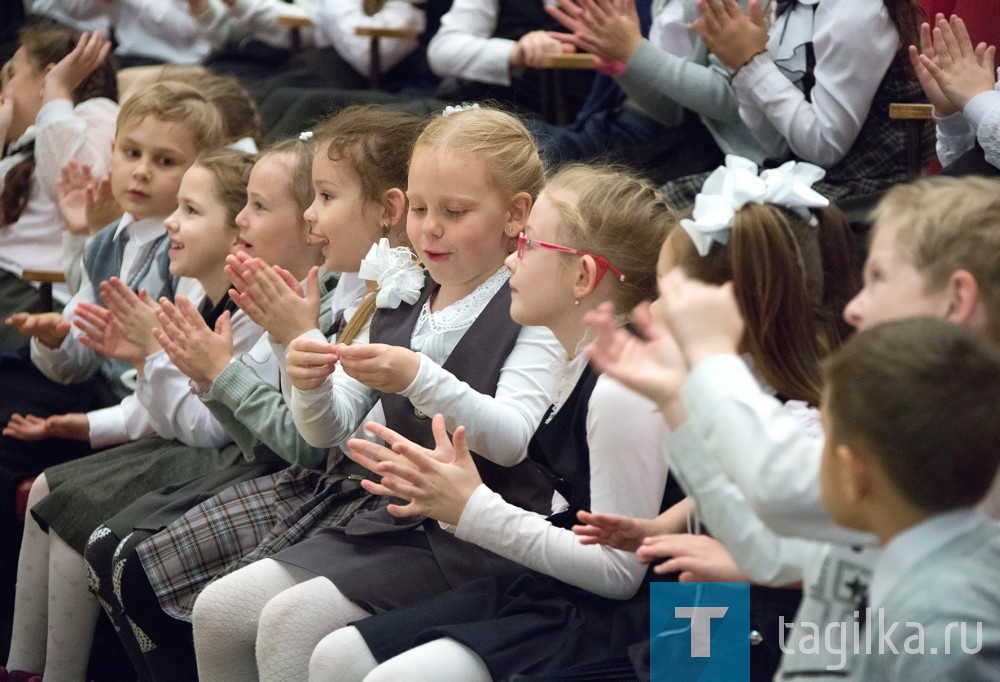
[82,220,178,400]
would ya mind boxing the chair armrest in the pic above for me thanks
[277,14,314,28]
[21,270,67,285]
[353,26,422,40]
[889,103,934,120]
[537,53,597,70]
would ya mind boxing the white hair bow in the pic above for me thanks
[442,102,480,117]
[680,155,830,257]
[358,238,425,309]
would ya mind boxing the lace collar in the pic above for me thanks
[416,267,510,334]
[768,0,819,94]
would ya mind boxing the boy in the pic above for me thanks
[820,317,1000,678]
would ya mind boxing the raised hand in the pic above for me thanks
[585,300,688,418]
[349,414,482,525]
[572,510,657,552]
[2,412,89,442]
[5,311,71,348]
[509,29,575,69]
[100,277,161,356]
[153,296,234,389]
[692,0,767,72]
[56,160,94,235]
[920,14,996,111]
[638,533,747,581]
[285,335,339,390]
[546,0,642,64]
[75,300,146,366]
[226,253,321,344]
[655,268,744,367]
[336,343,421,393]
[909,16,960,117]
[42,31,112,103]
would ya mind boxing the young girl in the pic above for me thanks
[301,164,677,681]
[190,107,564,682]
[87,107,424,680]
[0,21,117,352]
[3,148,260,682]
[661,0,929,204]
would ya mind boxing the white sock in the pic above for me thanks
[193,558,317,682]
[308,626,378,682]
[44,531,100,682]
[365,638,492,682]
[256,577,371,682]
[6,475,51,674]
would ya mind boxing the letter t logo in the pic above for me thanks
[675,606,729,657]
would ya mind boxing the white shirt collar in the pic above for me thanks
[112,212,167,245]
[870,507,983,609]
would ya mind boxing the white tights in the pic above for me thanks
[193,558,372,682]
[310,627,492,682]
[6,474,100,682]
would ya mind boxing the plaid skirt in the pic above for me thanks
[135,462,379,621]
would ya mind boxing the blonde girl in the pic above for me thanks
[190,107,565,681]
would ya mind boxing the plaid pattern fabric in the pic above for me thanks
[662,53,933,211]
[136,464,377,621]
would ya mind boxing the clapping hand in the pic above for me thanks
[692,0,767,72]
[153,296,234,390]
[547,0,643,65]
[226,253,321,345]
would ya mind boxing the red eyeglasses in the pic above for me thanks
[517,232,626,284]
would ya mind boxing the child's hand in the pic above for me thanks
[510,29,576,69]
[910,17,961,118]
[336,343,421,394]
[920,14,997,111]
[692,0,768,72]
[585,300,688,420]
[85,172,121,235]
[74,300,147,366]
[227,254,321,345]
[100,278,161,356]
[185,0,210,15]
[56,161,118,236]
[638,533,748,581]
[349,415,481,525]
[42,31,112,103]
[0,92,14,144]
[572,510,657,552]
[655,268,744,368]
[3,412,89,442]
[546,0,642,64]
[5,311,71,348]
[153,296,234,389]
[285,335,339,390]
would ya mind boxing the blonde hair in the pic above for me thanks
[544,164,677,311]
[258,137,316,215]
[873,176,1000,341]
[192,148,256,232]
[414,108,545,201]
[116,81,224,154]
[670,201,857,405]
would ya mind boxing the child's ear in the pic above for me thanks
[507,192,532,233]
[944,269,984,327]
[573,256,600,300]
[381,188,407,232]
[837,444,872,504]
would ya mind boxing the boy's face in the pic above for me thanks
[110,115,199,221]
[842,220,950,330]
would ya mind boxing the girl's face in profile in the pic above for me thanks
[303,145,382,273]
[1,47,46,144]
[164,165,237,280]
[236,153,312,270]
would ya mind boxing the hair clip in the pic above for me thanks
[298,130,314,141]
[680,155,829,256]
[442,102,481,117]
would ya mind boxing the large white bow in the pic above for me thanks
[358,238,425,309]
[679,155,829,256]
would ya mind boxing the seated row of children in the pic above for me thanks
[0,7,998,682]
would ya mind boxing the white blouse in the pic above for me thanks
[427,0,518,86]
[290,267,563,464]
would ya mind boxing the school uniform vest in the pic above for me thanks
[82,220,177,400]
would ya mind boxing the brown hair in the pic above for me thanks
[414,107,545,202]
[544,164,677,311]
[116,81,225,154]
[192,148,257,232]
[669,202,856,405]
[824,317,1000,512]
[872,176,1000,342]
[310,106,425,345]
[258,136,316,215]
[2,17,118,227]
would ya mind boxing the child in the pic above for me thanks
[308,163,679,681]
[87,110,418,679]
[0,21,117,352]
[190,107,564,682]
[911,13,998,174]
[822,317,1000,677]
[668,0,929,203]
[3,147,254,682]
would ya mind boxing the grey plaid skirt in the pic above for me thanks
[136,461,379,621]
